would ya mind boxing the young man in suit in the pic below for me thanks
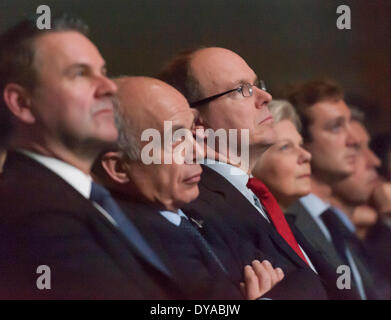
[96,76,285,300]
[0,17,176,299]
[285,79,384,299]
[158,48,339,299]
[330,108,391,297]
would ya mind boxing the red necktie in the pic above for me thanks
[247,177,309,265]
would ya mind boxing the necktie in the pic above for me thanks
[321,208,369,299]
[247,177,309,265]
[179,216,228,275]
[90,182,171,277]
[321,208,367,265]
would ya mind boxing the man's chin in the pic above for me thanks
[175,193,199,210]
[96,128,119,144]
[334,167,355,181]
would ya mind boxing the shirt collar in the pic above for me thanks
[204,161,262,206]
[19,149,92,199]
[299,193,330,219]
[159,208,188,227]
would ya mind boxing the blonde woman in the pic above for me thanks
[252,100,312,210]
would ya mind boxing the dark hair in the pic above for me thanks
[0,15,89,131]
[285,79,344,142]
[158,48,204,104]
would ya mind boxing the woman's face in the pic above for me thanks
[253,120,312,207]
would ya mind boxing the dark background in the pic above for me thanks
[1,0,390,135]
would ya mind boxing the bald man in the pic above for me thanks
[94,76,286,300]
[158,47,358,299]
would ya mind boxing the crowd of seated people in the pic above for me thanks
[0,15,391,300]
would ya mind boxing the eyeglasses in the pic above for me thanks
[190,79,267,108]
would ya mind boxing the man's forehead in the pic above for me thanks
[120,82,192,130]
[34,31,104,67]
[310,99,350,121]
[191,48,257,91]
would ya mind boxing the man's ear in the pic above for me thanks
[101,151,130,184]
[3,83,35,124]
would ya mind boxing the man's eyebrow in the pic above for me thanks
[326,116,346,125]
[253,75,259,85]
[277,138,293,144]
[63,63,89,73]
[64,63,107,74]
[232,75,259,87]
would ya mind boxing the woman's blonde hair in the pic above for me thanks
[268,99,302,132]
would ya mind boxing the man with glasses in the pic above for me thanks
[159,47,345,299]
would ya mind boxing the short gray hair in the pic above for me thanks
[113,96,141,161]
[268,99,302,132]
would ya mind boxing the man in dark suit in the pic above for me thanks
[0,17,177,299]
[329,107,391,298]
[285,79,385,299]
[96,76,285,300]
[158,48,337,299]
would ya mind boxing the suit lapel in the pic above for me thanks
[114,198,243,293]
[3,151,173,281]
[200,165,309,268]
[286,201,346,268]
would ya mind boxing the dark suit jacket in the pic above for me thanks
[286,216,361,300]
[286,199,387,299]
[0,151,180,299]
[182,165,329,300]
[112,195,245,300]
[363,219,391,298]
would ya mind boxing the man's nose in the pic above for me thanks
[254,86,272,109]
[367,148,381,168]
[95,75,118,97]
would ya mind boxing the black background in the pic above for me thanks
[1,0,390,135]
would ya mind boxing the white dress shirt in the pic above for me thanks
[205,161,317,273]
[159,208,188,226]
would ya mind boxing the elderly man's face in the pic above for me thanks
[333,121,381,204]
[29,31,118,151]
[305,99,358,180]
[137,107,202,210]
[190,48,275,153]
[113,78,203,211]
